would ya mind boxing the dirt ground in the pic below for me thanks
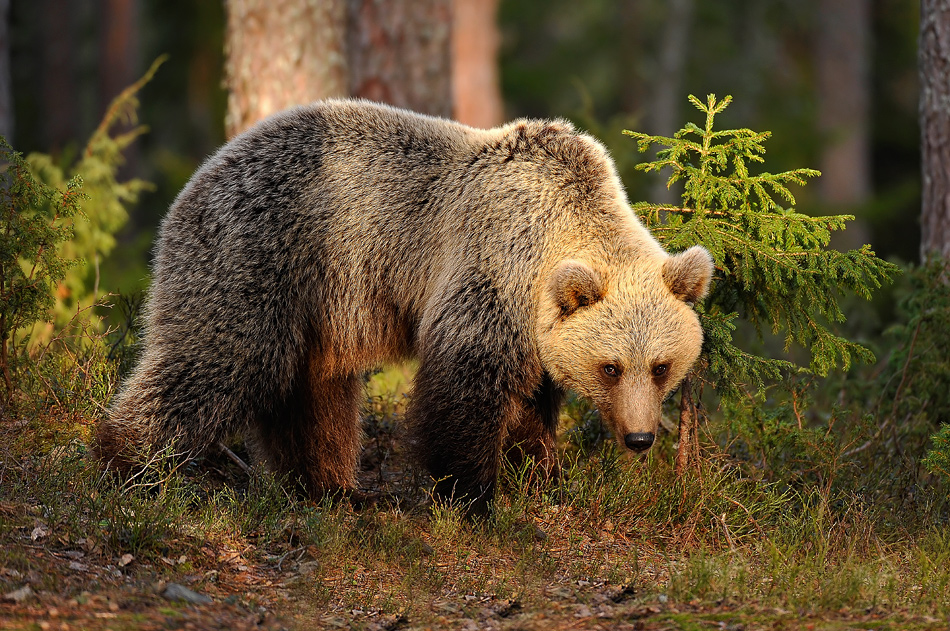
[3,521,948,631]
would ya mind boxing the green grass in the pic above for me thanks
[0,347,948,629]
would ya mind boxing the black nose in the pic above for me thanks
[624,432,655,452]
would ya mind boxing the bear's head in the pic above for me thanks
[539,245,714,454]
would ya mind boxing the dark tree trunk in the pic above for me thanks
[676,374,697,477]
[817,0,871,249]
[40,0,77,151]
[98,0,140,176]
[649,0,692,205]
[920,0,950,261]
[618,0,643,115]
[98,0,137,115]
[0,0,11,144]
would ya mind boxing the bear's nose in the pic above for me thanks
[624,432,655,452]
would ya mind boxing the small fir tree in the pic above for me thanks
[25,56,163,334]
[0,57,164,407]
[924,424,950,481]
[624,95,899,473]
[0,140,84,405]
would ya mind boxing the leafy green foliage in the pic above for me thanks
[0,139,84,404]
[25,56,163,332]
[625,95,899,395]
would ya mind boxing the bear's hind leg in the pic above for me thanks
[249,373,362,500]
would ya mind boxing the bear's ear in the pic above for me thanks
[549,260,605,316]
[662,246,714,304]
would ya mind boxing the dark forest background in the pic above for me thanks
[5,0,921,299]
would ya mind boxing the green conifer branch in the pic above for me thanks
[24,56,162,332]
[0,140,84,400]
[625,94,899,394]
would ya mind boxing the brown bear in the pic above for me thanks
[93,99,713,512]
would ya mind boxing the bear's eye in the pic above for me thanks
[652,364,669,378]
[602,364,621,378]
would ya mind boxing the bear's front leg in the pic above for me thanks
[408,353,513,515]
[408,283,539,516]
[502,373,564,482]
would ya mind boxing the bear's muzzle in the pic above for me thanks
[623,432,655,452]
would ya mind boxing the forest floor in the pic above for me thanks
[3,529,947,631]
[1,370,949,631]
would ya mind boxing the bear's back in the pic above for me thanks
[154,100,655,327]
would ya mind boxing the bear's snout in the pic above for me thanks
[623,432,655,452]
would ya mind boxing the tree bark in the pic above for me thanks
[98,0,140,173]
[0,272,11,405]
[98,0,138,116]
[920,0,950,262]
[675,374,696,477]
[347,0,452,118]
[224,0,349,139]
[224,0,453,139]
[817,0,871,248]
[618,0,643,115]
[451,0,502,128]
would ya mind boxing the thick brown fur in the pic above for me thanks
[93,99,713,511]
